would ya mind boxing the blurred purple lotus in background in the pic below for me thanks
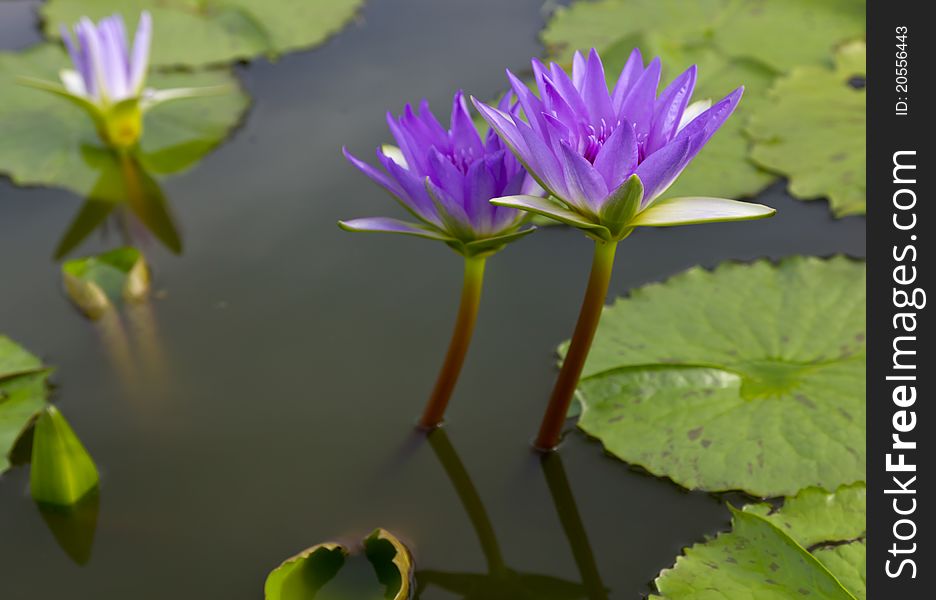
[473,48,774,241]
[19,12,230,149]
[340,91,540,257]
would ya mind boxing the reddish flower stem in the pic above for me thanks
[418,255,486,429]
[535,240,617,450]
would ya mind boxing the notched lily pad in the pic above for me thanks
[1,337,50,475]
[571,256,865,496]
[654,507,857,599]
[747,42,866,216]
[265,528,413,600]
[62,247,150,319]
[41,0,365,68]
[655,485,866,598]
[0,43,249,199]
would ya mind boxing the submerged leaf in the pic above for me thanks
[265,529,414,600]
[62,247,150,319]
[30,405,100,507]
[42,0,365,68]
[572,256,865,496]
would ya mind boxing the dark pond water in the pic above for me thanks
[0,0,865,598]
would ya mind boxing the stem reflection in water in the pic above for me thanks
[418,429,608,599]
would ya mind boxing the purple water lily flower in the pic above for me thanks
[19,12,230,149]
[340,91,540,257]
[341,91,543,429]
[473,48,774,241]
[472,48,776,450]
[59,12,153,103]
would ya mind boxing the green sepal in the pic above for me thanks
[452,226,536,257]
[490,195,612,241]
[599,174,643,239]
[423,177,476,241]
[16,76,105,130]
[30,405,100,507]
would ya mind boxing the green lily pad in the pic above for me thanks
[0,43,249,199]
[62,247,150,319]
[30,405,100,507]
[541,0,864,74]
[656,485,865,598]
[747,42,866,216]
[744,483,865,548]
[265,529,413,600]
[814,542,866,600]
[41,0,365,69]
[572,256,865,496]
[654,507,857,599]
[1,337,50,475]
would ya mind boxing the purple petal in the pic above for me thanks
[580,49,614,124]
[129,11,151,93]
[548,61,589,122]
[381,154,443,226]
[514,118,567,199]
[647,65,697,154]
[618,56,661,145]
[339,217,448,239]
[507,69,547,138]
[386,111,429,175]
[427,147,465,203]
[634,137,691,205]
[676,86,744,160]
[592,121,639,190]
[449,91,484,157]
[343,147,406,200]
[464,158,498,233]
[571,50,587,89]
[77,19,105,99]
[472,98,527,157]
[611,47,644,113]
[559,142,609,212]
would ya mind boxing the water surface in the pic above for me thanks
[0,0,865,597]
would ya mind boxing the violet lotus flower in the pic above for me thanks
[341,92,541,429]
[19,12,228,149]
[473,48,774,241]
[473,49,776,450]
[340,91,540,258]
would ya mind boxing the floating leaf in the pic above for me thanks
[654,507,856,599]
[41,0,365,68]
[265,528,413,600]
[743,483,866,548]
[62,247,150,319]
[747,42,866,216]
[656,485,865,598]
[1,337,50,475]
[572,256,865,496]
[814,542,866,600]
[0,44,249,198]
[541,0,864,73]
[30,405,99,506]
